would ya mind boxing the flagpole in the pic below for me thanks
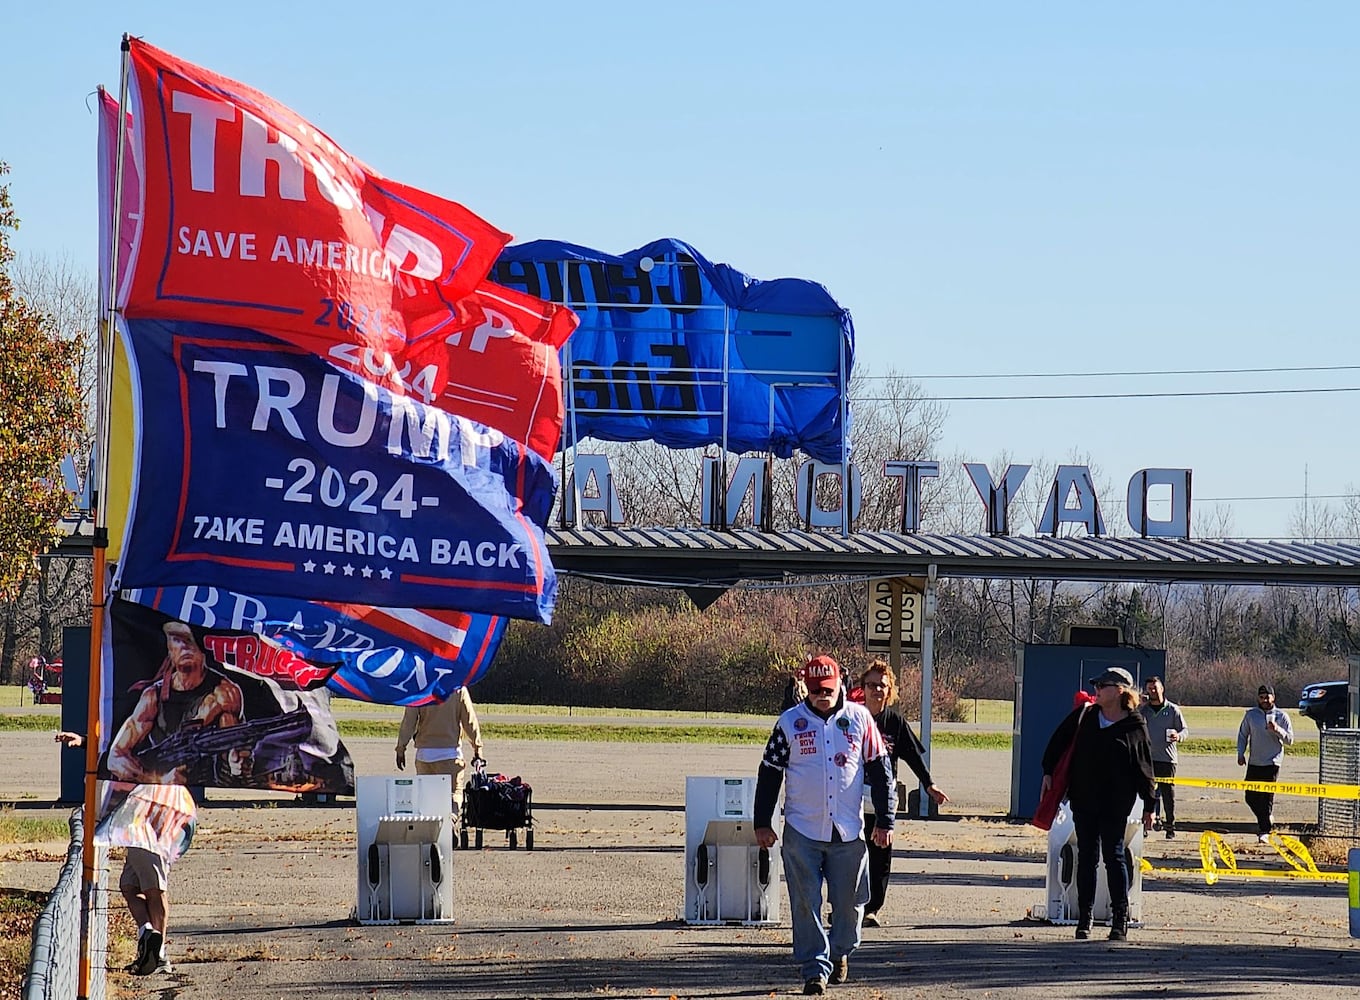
[79,33,131,1000]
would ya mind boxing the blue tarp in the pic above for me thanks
[492,239,853,463]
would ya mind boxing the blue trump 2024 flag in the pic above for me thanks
[492,238,853,463]
[113,319,557,623]
[123,585,507,706]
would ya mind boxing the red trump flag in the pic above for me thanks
[123,39,509,357]
[102,85,574,461]
[393,281,578,459]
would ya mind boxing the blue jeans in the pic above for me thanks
[781,823,869,981]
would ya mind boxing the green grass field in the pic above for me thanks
[0,688,1320,754]
[958,699,1298,732]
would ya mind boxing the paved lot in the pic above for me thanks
[3,730,1358,998]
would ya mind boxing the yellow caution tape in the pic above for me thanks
[1138,831,1347,885]
[1166,776,1360,800]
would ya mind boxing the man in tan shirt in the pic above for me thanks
[395,687,483,825]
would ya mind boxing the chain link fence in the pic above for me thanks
[1318,728,1360,839]
[22,810,109,1000]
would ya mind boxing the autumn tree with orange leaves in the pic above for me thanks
[0,163,84,599]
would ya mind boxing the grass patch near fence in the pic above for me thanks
[0,890,46,1000]
[0,716,62,733]
[0,811,70,846]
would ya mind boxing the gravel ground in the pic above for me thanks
[3,730,1358,999]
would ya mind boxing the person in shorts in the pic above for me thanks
[58,732,196,975]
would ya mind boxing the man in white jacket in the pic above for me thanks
[753,655,895,996]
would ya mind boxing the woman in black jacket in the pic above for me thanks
[1041,666,1155,942]
[858,659,949,927]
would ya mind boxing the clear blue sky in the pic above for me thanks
[4,2,1357,539]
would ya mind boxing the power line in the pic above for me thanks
[1058,493,1359,508]
[858,386,1360,403]
[861,363,1360,381]
[1197,493,1358,503]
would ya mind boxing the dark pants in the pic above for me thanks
[1245,763,1280,833]
[863,813,891,916]
[1072,806,1130,922]
[1151,761,1177,831]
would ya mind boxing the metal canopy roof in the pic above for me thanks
[547,527,1360,588]
[55,522,1360,588]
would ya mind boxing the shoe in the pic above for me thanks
[1075,909,1093,940]
[1258,833,1270,844]
[140,931,163,976]
[1109,907,1128,942]
[862,912,881,928]
[1165,829,1176,840]
[129,929,150,976]
[803,976,827,995]
[132,929,162,976]
[153,960,174,974]
[1152,819,1162,832]
[829,956,849,984]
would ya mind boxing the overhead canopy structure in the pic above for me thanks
[58,519,1360,588]
[547,527,1360,589]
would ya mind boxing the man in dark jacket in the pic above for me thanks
[1042,666,1155,942]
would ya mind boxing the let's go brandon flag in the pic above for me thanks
[124,584,508,706]
[122,38,509,357]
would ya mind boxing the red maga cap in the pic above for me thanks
[805,655,840,682]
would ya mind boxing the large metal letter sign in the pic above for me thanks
[965,464,1030,535]
[1126,469,1191,538]
[700,456,771,529]
[883,460,939,533]
[1039,465,1106,536]
[865,577,924,653]
[563,454,624,526]
[796,462,862,529]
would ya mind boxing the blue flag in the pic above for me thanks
[113,319,557,623]
[492,238,854,462]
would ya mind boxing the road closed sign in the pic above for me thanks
[865,577,924,653]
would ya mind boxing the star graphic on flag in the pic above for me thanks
[303,560,316,573]
[342,564,355,576]
[361,566,373,578]
[323,562,336,574]
[380,567,393,580]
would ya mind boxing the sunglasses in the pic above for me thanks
[808,686,837,697]
[1093,681,1122,690]
[865,682,889,691]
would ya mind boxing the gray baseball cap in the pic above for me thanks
[1088,666,1135,688]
